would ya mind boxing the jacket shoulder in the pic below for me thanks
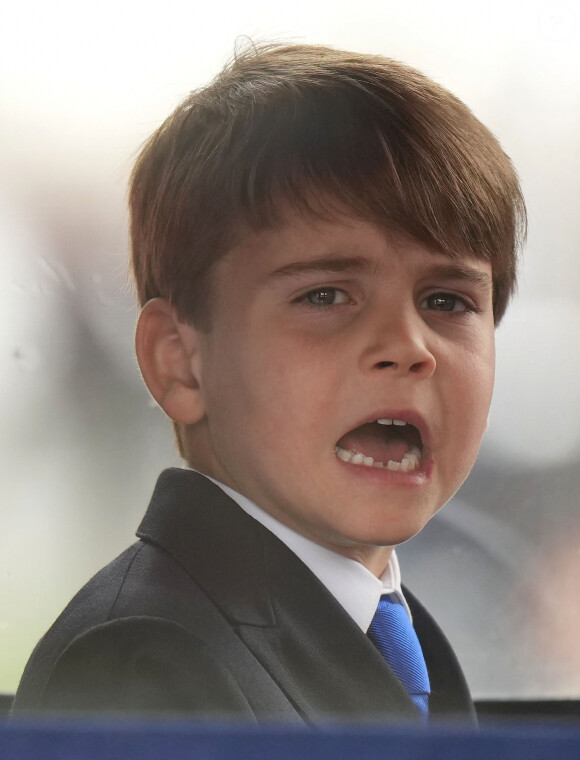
[12,541,207,714]
[14,615,256,718]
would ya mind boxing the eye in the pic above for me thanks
[420,293,472,313]
[301,287,350,307]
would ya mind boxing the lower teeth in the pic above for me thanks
[334,445,422,472]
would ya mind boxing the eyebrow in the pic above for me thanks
[266,255,491,289]
[423,262,492,290]
[266,255,380,280]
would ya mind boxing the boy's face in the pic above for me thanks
[188,209,495,571]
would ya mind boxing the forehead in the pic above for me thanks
[219,207,492,285]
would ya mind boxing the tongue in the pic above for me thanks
[337,423,410,464]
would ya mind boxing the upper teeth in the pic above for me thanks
[377,418,407,426]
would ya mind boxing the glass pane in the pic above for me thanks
[2,0,579,701]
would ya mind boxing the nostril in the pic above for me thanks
[410,359,434,373]
[376,361,396,369]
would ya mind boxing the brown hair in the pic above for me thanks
[129,42,526,455]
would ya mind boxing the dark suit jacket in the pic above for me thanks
[13,469,475,724]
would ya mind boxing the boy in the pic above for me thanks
[13,43,525,723]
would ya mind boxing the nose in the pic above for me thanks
[361,308,437,379]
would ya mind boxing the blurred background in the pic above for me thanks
[1,0,579,699]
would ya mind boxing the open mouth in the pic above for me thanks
[334,418,424,473]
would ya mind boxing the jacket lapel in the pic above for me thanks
[137,469,276,627]
[405,587,476,722]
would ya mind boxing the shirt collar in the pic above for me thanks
[197,470,411,631]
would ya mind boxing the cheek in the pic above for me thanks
[477,338,496,408]
[455,344,495,445]
[201,328,307,440]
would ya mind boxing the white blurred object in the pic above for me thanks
[0,197,67,399]
[488,298,580,465]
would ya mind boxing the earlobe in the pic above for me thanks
[135,298,205,424]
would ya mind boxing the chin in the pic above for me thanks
[336,513,434,550]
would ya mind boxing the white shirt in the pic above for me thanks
[200,471,412,631]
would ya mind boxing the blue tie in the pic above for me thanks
[367,595,430,718]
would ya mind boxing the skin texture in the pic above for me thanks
[137,210,495,577]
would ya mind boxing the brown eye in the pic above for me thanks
[421,293,467,312]
[304,288,349,306]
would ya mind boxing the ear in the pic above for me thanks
[135,298,205,425]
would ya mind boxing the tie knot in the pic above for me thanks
[368,595,430,716]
